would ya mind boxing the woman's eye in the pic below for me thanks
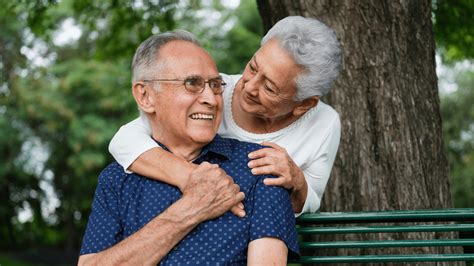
[249,64,257,73]
[264,85,276,95]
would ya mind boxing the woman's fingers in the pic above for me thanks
[250,165,276,175]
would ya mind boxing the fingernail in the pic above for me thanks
[251,169,257,175]
[238,203,244,209]
[247,161,252,167]
[248,153,254,159]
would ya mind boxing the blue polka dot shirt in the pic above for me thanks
[80,135,299,264]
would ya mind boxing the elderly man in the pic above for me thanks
[78,31,298,265]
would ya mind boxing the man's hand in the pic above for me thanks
[183,162,246,222]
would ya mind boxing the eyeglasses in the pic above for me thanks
[143,76,226,95]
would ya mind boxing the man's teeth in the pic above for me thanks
[190,113,214,120]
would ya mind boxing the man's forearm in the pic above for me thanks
[129,147,197,191]
[79,197,202,265]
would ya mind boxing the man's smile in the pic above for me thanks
[189,113,215,120]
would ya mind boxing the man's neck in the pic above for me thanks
[151,132,203,162]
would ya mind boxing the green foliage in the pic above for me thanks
[0,253,35,266]
[433,0,474,63]
[14,58,137,248]
[441,69,474,207]
[205,0,263,74]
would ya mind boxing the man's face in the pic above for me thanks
[147,40,222,149]
[237,38,303,120]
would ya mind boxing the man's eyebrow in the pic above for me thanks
[253,55,280,91]
[185,74,221,80]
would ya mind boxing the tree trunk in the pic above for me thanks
[256,0,460,263]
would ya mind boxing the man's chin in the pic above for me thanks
[191,134,216,145]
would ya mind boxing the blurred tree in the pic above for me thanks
[4,0,178,252]
[433,0,474,63]
[208,0,263,74]
[0,1,46,250]
[441,70,474,207]
[15,59,137,250]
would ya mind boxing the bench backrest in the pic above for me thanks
[294,208,474,264]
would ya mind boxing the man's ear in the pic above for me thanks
[132,82,155,114]
[293,96,319,117]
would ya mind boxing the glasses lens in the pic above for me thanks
[209,79,225,94]
[184,77,205,93]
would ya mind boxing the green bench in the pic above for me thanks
[294,208,474,264]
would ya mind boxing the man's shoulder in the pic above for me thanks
[218,136,264,154]
[98,162,129,186]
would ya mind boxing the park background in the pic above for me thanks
[0,0,473,265]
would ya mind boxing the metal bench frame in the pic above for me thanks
[294,209,474,264]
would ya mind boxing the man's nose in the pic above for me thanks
[198,85,218,106]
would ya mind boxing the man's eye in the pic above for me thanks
[209,80,219,88]
[185,78,200,86]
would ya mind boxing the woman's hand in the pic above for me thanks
[248,142,308,212]
[247,142,305,191]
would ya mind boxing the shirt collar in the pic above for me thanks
[153,135,233,162]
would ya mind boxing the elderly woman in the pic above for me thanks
[109,16,342,214]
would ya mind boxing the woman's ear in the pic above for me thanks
[293,96,319,117]
[132,82,155,114]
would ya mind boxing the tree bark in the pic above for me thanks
[257,0,459,263]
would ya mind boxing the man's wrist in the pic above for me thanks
[165,196,205,226]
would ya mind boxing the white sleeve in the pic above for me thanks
[295,115,341,216]
[108,116,159,172]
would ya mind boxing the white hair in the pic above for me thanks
[131,30,202,85]
[262,16,342,101]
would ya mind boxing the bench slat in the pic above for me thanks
[297,209,474,223]
[297,224,474,234]
[294,209,474,263]
[299,238,474,249]
[296,254,474,263]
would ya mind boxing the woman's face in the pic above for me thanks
[237,38,303,121]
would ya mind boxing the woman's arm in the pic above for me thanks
[109,117,245,216]
[109,117,194,190]
[247,238,287,265]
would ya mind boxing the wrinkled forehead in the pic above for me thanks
[158,41,219,77]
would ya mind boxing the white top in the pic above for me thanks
[109,74,341,214]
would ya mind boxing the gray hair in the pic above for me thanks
[132,30,202,84]
[262,16,342,101]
